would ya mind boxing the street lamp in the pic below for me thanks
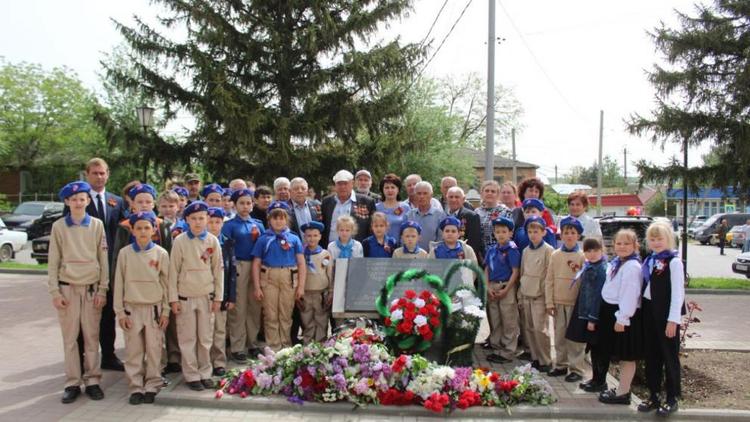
[135,105,155,183]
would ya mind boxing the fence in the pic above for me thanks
[0,193,59,210]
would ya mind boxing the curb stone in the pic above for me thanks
[0,268,47,275]
[685,288,750,295]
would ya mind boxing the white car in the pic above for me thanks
[732,251,750,279]
[0,217,28,262]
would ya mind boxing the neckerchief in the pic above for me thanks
[488,241,516,274]
[528,240,544,250]
[336,239,354,259]
[261,228,292,254]
[402,245,420,254]
[642,249,678,288]
[132,240,155,252]
[435,241,463,259]
[561,243,580,253]
[610,253,640,277]
[304,245,323,272]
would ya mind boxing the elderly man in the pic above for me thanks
[406,181,445,251]
[439,176,474,211]
[185,173,202,203]
[355,169,381,201]
[403,174,443,210]
[445,186,484,266]
[273,177,291,202]
[321,170,376,246]
[288,177,322,236]
[229,178,248,191]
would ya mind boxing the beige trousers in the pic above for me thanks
[487,283,520,359]
[521,296,551,366]
[228,261,262,352]
[552,303,587,375]
[260,266,297,351]
[123,303,164,394]
[210,309,228,368]
[57,283,103,388]
[176,295,213,382]
[300,290,329,344]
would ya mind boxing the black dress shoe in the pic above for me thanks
[583,382,607,393]
[487,353,511,364]
[564,372,583,382]
[61,386,81,404]
[481,341,493,350]
[598,388,631,405]
[231,352,248,363]
[129,393,144,405]
[213,367,226,377]
[657,401,679,417]
[186,381,204,391]
[638,398,661,412]
[161,376,170,387]
[163,362,182,374]
[101,356,125,371]
[548,368,568,377]
[201,378,214,389]
[85,385,104,400]
[144,392,157,404]
[517,351,532,361]
[531,360,540,369]
[537,364,551,373]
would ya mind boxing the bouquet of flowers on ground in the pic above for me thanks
[443,261,487,367]
[383,289,442,352]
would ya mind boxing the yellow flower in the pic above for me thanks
[367,378,374,386]
[478,375,491,389]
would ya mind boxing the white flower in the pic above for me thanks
[463,305,485,319]
[414,315,427,327]
[454,289,472,299]
[391,298,399,307]
[391,309,403,321]
[414,298,426,308]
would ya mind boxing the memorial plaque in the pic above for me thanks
[332,258,474,318]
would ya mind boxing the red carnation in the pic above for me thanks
[300,371,314,388]
[489,373,499,383]
[404,310,416,321]
[243,370,256,388]
[405,290,417,299]
[419,307,429,316]
[419,290,432,300]
[405,302,416,312]
[429,317,440,327]
[384,317,392,327]
[392,355,408,373]
[398,298,407,306]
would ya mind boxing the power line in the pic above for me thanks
[418,0,450,48]
[497,1,588,124]
[416,0,474,78]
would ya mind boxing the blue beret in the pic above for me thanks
[183,201,208,217]
[58,181,91,200]
[492,216,515,231]
[230,188,255,203]
[222,188,233,197]
[522,198,545,211]
[128,210,157,227]
[170,219,188,236]
[201,183,224,198]
[171,186,189,198]
[207,207,226,219]
[559,216,583,234]
[128,183,157,200]
[524,215,547,231]
[400,220,422,235]
[439,216,462,230]
[301,221,325,233]
[267,201,290,213]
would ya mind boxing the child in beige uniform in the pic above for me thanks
[48,181,109,404]
[114,211,170,405]
[169,201,224,391]
[392,220,428,259]
[299,222,333,343]
[518,215,554,372]
[545,216,587,382]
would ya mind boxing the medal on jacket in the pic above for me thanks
[149,259,159,270]
[280,239,290,251]
[458,250,465,259]
[200,247,213,263]
[394,206,403,216]
[251,226,260,241]
[384,244,392,254]
[107,198,117,207]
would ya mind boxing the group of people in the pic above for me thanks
[47,158,685,417]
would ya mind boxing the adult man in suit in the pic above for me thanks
[288,177,321,237]
[321,170,376,247]
[445,186,485,266]
[439,176,474,211]
[84,158,127,370]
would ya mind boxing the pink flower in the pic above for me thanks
[215,390,224,399]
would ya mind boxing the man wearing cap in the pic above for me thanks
[445,186,484,266]
[405,181,445,251]
[321,170,377,247]
[355,170,381,202]
[185,173,202,203]
[84,158,127,371]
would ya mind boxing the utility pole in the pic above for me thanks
[597,110,604,216]
[682,138,688,281]
[623,147,628,182]
[554,165,558,184]
[485,0,495,182]
[511,128,517,184]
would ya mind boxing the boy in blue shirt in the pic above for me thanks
[207,207,237,376]
[514,199,557,250]
[484,217,521,364]
[221,188,265,361]
[252,201,306,351]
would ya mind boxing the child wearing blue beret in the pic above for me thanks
[392,220,428,259]
[299,221,333,344]
[514,199,557,251]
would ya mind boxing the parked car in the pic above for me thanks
[687,221,705,239]
[31,235,50,265]
[2,201,64,239]
[727,225,749,248]
[25,207,63,239]
[694,213,750,245]
[0,217,28,262]
[598,215,681,260]
[732,251,750,278]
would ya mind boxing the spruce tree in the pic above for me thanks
[107,0,422,186]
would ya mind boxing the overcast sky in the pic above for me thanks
[0,0,711,182]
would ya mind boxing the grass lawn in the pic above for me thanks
[688,277,750,290]
[0,261,47,270]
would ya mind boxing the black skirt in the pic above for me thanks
[597,301,645,361]
[565,298,597,345]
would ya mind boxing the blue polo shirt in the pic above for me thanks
[362,235,397,258]
[222,214,265,261]
[433,241,465,259]
[251,229,303,267]
[513,227,557,251]
[484,241,521,282]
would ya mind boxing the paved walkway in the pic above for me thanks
[1,273,747,422]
